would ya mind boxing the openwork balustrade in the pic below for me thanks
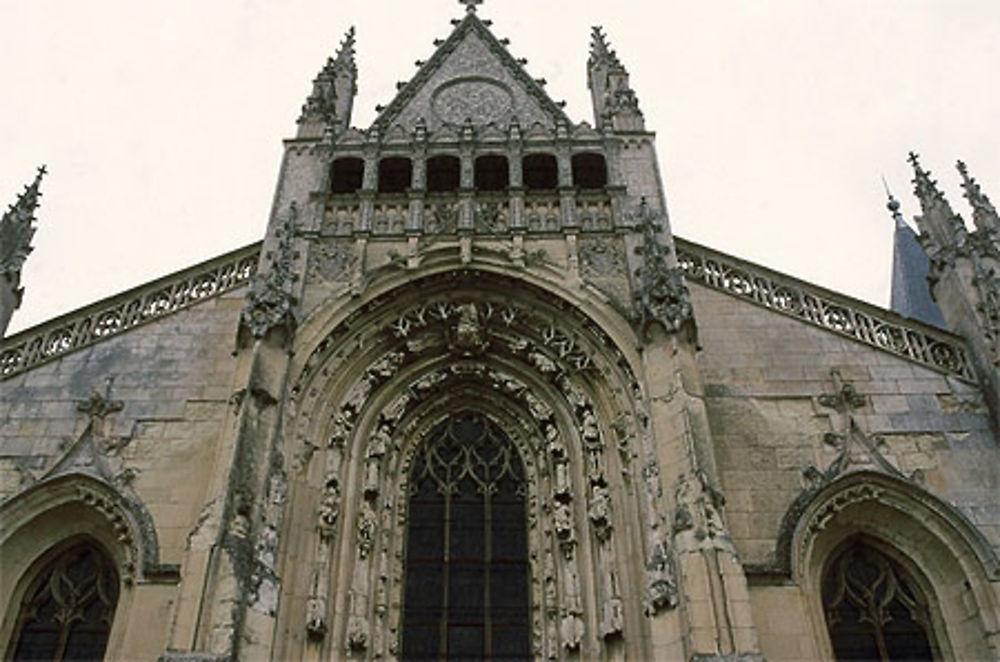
[0,244,259,380]
[675,239,975,380]
[322,190,620,236]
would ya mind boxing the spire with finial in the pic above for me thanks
[459,0,483,13]
[885,176,947,327]
[957,160,1000,236]
[883,176,907,229]
[0,165,46,279]
[298,27,358,137]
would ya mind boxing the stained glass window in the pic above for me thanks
[401,413,531,661]
[822,542,937,661]
[9,543,119,662]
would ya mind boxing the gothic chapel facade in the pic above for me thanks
[2,4,1000,662]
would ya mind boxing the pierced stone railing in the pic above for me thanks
[675,238,975,380]
[0,243,260,380]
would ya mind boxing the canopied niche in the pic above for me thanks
[278,271,679,661]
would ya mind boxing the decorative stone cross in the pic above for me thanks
[460,0,483,11]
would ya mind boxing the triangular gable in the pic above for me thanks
[372,13,570,135]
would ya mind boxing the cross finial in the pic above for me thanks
[460,0,483,12]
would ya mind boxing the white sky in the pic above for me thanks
[2,0,998,334]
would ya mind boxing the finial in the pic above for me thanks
[881,175,906,228]
[957,160,1000,234]
[0,165,47,277]
[460,0,483,12]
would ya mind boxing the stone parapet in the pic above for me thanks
[0,243,259,380]
[676,238,974,381]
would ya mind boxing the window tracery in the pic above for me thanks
[8,543,119,662]
[401,413,531,661]
[822,542,937,661]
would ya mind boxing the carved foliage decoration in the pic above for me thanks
[632,200,694,338]
[240,203,300,346]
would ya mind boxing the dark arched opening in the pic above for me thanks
[571,153,607,189]
[378,157,413,194]
[522,154,558,191]
[8,542,120,661]
[426,155,461,193]
[401,413,530,661]
[822,540,938,661]
[331,157,364,194]
[475,155,509,192]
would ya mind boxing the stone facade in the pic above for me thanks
[1,6,998,662]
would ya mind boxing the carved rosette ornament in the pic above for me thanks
[632,199,695,339]
[239,203,300,347]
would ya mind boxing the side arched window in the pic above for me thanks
[823,541,938,661]
[401,413,530,661]
[8,543,119,662]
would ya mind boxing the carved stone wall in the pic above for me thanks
[690,282,1000,661]
[0,287,248,660]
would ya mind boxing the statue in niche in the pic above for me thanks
[447,302,488,355]
[317,474,341,538]
[581,408,601,447]
[560,550,584,651]
[306,595,327,639]
[601,595,624,639]
[554,499,574,542]
[356,499,377,559]
[346,558,370,651]
[645,534,678,615]
[588,479,612,541]
[545,618,559,661]
[543,548,558,605]
[673,470,728,545]
[363,426,391,499]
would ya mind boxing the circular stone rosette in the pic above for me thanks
[431,76,514,126]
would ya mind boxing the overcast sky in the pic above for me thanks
[2,0,998,334]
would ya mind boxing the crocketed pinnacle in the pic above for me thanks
[589,26,623,70]
[908,152,948,213]
[333,26,357,76]
[957,160,1000,235]
[299,27,357,126]
[0,165,46,276]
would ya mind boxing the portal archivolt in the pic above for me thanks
[283,274,677,660]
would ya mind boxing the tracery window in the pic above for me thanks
[822,541,937,661]
[401,413,530,661]
[8,543,119,662]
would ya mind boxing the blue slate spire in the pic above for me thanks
[887,187,946,328]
